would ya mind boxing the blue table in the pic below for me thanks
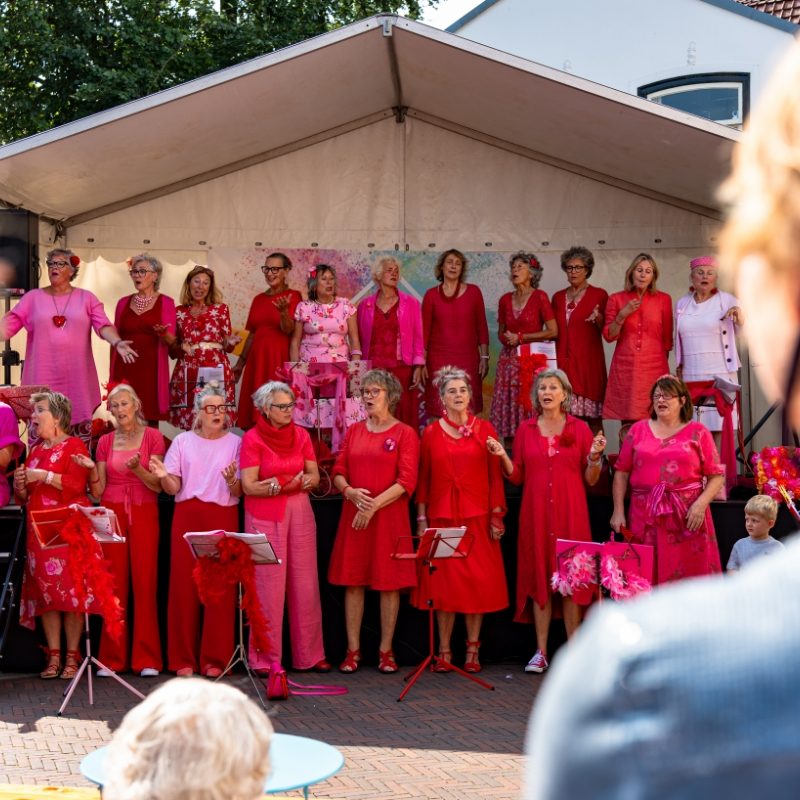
[80,732,344,799]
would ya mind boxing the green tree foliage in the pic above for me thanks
[0,0,435,144]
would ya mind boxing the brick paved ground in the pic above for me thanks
[0,663,542,800]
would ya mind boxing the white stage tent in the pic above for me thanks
[0,14,769,449]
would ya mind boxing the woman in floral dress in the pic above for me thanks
[168,266,239,431]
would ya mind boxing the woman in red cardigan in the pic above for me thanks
[551,246,608,433]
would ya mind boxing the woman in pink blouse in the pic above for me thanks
[74,384,165,676]
[149,384,241,677]
[356,256,425,429]
[422,249,489,418]
[490,252,557,443]
[240,381,329,675]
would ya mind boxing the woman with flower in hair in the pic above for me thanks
[488,369,606,674]
[610,375,724,585]
[329,369,419,674]
[149,384,241,677]
[0,249,137,431]
[110,253,176,425]
[235,253,301,429]
[490,251,557,444]
[414,366,507,674]
[168,265,239,431]
[73,383,165,677]
[421,250,489,418]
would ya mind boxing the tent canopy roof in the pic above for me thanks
[0,15,737,224]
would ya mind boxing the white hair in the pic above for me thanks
[433,365,472,401]
[252,380,294,411]
[102,678,273,800]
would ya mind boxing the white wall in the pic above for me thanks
[453,0,794,105]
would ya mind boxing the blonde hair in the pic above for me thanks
[719,40,800,283]
[745,494,779,522]
[623,253,660,293]
[532,368,572,415]
[180,265,222,306]
[107,383,147,428]
[102,678,273,800]
[30,391,72,434]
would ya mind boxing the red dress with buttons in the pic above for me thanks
[507,416,595,620]
[602,290,673,420]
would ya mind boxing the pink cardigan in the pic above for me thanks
[111,294,176,416]
[356,290,425,366]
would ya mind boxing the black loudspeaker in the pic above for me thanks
[0,209,39,294]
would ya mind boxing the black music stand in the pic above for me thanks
[184,530,280,710]
[53,507,145,716]
[394,527,494,702]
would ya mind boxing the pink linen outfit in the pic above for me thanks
[163,431,240,674]
[241,425,326,671]
[1,288,112,424]
[294,297,356,363]
[95,427,165,673]
[0,402,24,507]
[616,420,723,584]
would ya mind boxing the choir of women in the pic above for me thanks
[4,244,741,680]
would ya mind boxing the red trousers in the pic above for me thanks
[168,498,237,673]
[98,500,162,672]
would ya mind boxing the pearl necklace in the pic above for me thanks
[133,293,157,313]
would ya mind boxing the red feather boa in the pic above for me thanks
[60,512,125,641]
[192,537,271,655]
[518,353,548,413]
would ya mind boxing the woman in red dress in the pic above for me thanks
[110,254,176,424]
[422,250,489,418]
[329,369,419,674]
[15,391,91,680]
[489,369,606,674]
[235,253,301,429]
[414,366,508,673]
[603,253,673,425]
[167,266,239,431]
[74,384,165,677]
[490,251,557,443]
[551,246,608,433]
[356,256,425,429]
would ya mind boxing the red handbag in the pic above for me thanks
[266,662,289,701]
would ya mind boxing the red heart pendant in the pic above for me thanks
[52,315,66,328]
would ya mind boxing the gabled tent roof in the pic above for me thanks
[0,15,737,225]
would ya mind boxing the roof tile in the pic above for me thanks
[736,0,800,23]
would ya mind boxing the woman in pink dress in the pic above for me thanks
[356,256,425,429]
[240,380,329,676]
[490,251,557,443]
[73,383,165,677]
[15,391,91,680]
[603,253,673,425]
[168,266,239,431]
[610,375,724,584]
[149,385,241,677]
[0,401,23,507]
[422,250,490,418]
[110,254,176,424]
[551,246,608,433]
[235,253,301,429]
[488,369,606,674]
[0,249,137,431]
[329,369,419,674]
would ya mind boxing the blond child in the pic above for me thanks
[727,495,784,571]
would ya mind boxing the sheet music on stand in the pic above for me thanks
[70,504,125,543]
[183,530,280,564]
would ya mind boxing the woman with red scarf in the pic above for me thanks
[240,381,329,675]
[413,366,508,673]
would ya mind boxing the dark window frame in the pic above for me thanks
[638,72,750,124]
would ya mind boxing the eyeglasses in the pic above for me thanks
[261,266,287,274]
[271,402,296,411]
[361,388,383,398]
[202,404,229,414]
[46,260,70,269]
[652,392,677,401]
[565,265,586,272]
[129,269,154,277]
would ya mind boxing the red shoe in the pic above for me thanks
[338,649,361,673]
[377,650,398,674]
[464,640,482,673]
[312,659,332,673]
[60,650,81,680]
[433,650,452,673]
[40,648,61,680]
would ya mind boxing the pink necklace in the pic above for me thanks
[133,293,157,314]
[51,290,74,328]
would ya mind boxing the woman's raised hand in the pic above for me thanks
[590,432,607,455]
[72,453,96,470]
[486,436,505,457]
[149,455,168,479]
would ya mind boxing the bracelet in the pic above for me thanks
[416,515,427,521]
[587,454,602,465]
[350,350,362,356]
[480,355,490,360]
[45,471,54,485]
[226,478,238,486]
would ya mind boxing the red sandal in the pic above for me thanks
[338,649,361,673]
[61,649,81,680]
[464,640,482,673]
[377,650,398,674]
[433,650,452,673]
[40,648,61,680]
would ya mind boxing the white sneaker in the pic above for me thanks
[95,668,113,678]
[140,668,160,677]
[524,650,549,673]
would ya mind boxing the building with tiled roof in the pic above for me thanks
[736,0,800,23]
